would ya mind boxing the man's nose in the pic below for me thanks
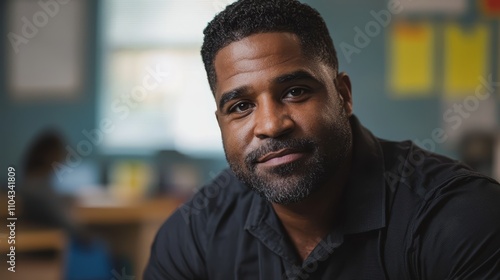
[253,99,294,139]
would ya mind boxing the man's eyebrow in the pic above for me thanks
[218,86,249,110]
[273,70,320,84]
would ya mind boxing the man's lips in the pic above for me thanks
[256,149,306,166]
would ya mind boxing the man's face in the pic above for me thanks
[213,32,353,205]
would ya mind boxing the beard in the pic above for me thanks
[224,109,352,205]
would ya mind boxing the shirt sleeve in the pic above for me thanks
[144,200,208,280]
[411,177,500,279]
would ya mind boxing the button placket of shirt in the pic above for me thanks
[282,232,345,279]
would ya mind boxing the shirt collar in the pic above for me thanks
[245,115,387,236]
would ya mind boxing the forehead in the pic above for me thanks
[213,32,320,98]
[215,32,302,65]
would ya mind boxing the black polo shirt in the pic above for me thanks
[145,116,500,280]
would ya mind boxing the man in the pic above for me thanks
[145,0,500,279]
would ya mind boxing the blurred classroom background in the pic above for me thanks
[0,0,499,279]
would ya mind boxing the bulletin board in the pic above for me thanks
[6,0,87,100]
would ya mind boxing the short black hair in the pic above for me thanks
[201,0,338,94]
[22,129,66,175]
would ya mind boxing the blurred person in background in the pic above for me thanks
[19,129,87,240]
[145,0,500,279]
[20,129,114,280]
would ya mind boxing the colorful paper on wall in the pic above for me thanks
[442,98,497,145]
[399,0,467,15]
[443,23,490,99]
[480,0,500,16]
[388,21,434,97]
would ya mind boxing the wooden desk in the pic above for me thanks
[0,228,66,280]
[0,228,66,253]
[1,193,66,280]
[75,197,182,279]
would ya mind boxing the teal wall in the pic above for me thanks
[1,0,498,184]
[0,1,100,178]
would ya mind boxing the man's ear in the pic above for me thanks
[336,72,353,117]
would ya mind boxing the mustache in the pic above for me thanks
[245,138,315,166]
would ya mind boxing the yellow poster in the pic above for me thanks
[444,23,490,98]
[388,21,434,97]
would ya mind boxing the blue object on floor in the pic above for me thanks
[64,237,113,280]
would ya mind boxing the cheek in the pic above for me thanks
[318,94,345,121]
[296,102,347,147]
[220,121,253,157]
[292,99,338,133]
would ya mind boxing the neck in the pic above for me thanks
[271,151,352,261]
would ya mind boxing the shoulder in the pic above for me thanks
[379,139,474,196]
[176,168,254,230]
[144,168,255,279]
[379,139,500,279]
[379,138,498,214]
[159,168,253,241]
[411,175,500,279]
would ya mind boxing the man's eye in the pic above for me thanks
[285,88,306,98]
[229,102,253,113]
